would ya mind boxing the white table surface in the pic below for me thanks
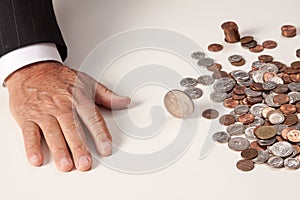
[1,0,300,199]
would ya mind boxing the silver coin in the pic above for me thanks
[252,70,268,83]
[234,105,249,115]
[210,91,228,102]
[268,110,285,125]
[262,81,277,90]
[267,156,284,168]
[252,61,265,70]
[184,88,203,99]
[260,63,278,73]
[228,55,243,63]
[228,137,250,151]
[230,110,239,121]
[265,94,280,108]
[180,77,198,88]
[237,79,253,87]
[252,150,270,164]
[197,75,214,86]
[213,77,236,93]
[226,123,245,136]
[274,124,288,135]
[288,92,300,104]
[230,70,250,82]
[191,51,205,60]
[244,88,262,97]
[242,40,257,48]
[212,131,231,143]
[249,103,268,117]
[197,58,214,67]
[258,137,277,146]
[249,117,264,127]
[269,76,284,85]
[284,158,300,170]
[288,82,300,92]
[268,141,294,157]
[164,90,194,118]
[244,127,257,140]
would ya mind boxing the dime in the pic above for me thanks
[284,158,300,170]
[236,160,254,171]
[254,126,277,140]
[249,44,264,53]
[297,49,300,58]
[219,114,236,126]
[269,141,294,157]
[227,123,245,136]
[184,88,203,99]
[267,156,284,168]
[286,129,300,143]
[180,77,198,88]
[164,90,194,118]
[288,82,300,92]
[197,58,215,67]
[202,109,219,119]
[228,137,250,151]
[210,91,228,102]
[197,75,214,86]
[212,131,231,143]
[191,51,205,60]
[241,148,258,160]
[262,40,277,49]
[245,127,257,140]
[288,92,300,103]
[252,150,270,164]
[262,81,277,90]
[228,55,243,63]
[208,43,223,52]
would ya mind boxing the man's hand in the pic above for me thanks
[5,61,131,172]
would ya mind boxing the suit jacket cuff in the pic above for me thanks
[0,43,62,87]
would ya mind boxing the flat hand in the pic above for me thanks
[5,61,130,172]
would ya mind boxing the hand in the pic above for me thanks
[5,61,130,172]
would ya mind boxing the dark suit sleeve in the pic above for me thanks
[0,0,67,61]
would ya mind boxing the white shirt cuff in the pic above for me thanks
[0,43,62,87]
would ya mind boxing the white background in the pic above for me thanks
[0,0,300,199]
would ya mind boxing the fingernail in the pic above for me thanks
[59,157,72,169]
[29,154,40,165]
[78,156,91,168]
[98,141,112,156]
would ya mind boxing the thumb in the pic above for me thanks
[94,82,131,109]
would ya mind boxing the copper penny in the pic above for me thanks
[232,93,245,100]
[250,83,264,91]
[254,126,277,140]
[287,129,300,142]
[240,36,254,44]
[231,59,245,67]
[295,101,300,112]
[247,96,263,104]
[262,40,277,49]
[273,84,289,94]
[250,141,267,151]
[238,113,255,124]
[223,98,240,108]
[202,109,219,119]
[212,70,228,79]
[258,55,273,63]
[291,61,300,69]
[241,148,258,160]
[289,73,300,82]
[207,63,222,72]
[219,114,236,126]
[284,67,299,74]
[271,61,287,72]
[208,43,223,52]
[281,73,292,83]
[273,94,290,105]
[233,85,246,95]
[297,49,300,58]
[281,25,297,37]
[281,128,294,140]
[280,104,297,114]
[236,159,254,172]
[284,114,298,126]
[276,135,285,142]
[249,44,264,53]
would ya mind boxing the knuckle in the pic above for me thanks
[70,143,87,153]
[51,146,66,154]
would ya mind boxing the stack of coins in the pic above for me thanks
[281,25,297,37]
[221,21,240,43]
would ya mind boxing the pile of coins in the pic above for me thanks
[221,21,240,43]
[281,25,297,38]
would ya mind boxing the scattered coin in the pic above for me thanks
[191,51,205,60]
[197,58,215,67]
[267,156,284,168]
[212,131,231,143]
[197,75,214,86]
[236,159,254,171]
[164,90,194,118]
[219,114,236,126]
[227,123,245,135]
[208,43,223,52]
[241,148,258,160]
[210,91,228,102]
[228,137,250,151]
[180,77,198,88]
[254,126,277,140]
[268,141,294,157]
[252,150,270,164]
[202,109,219,119]
[240,36,254,44]
[284,158,300,169]
[249,44,264,53]
[184,88,203,99]
[228,55,243,63]
[262,40,277,49]
[207,63,222,71]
